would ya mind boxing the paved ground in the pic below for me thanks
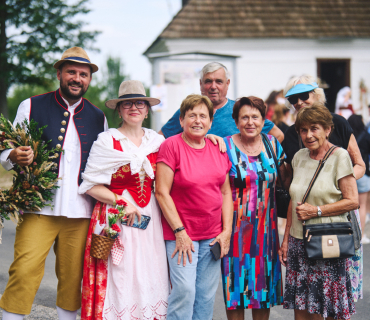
[0,219,369,319]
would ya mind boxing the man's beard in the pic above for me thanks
[60,80,88,101]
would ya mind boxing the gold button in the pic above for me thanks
[58,136,63,141]
[56,144,61,149]
[60,128,65,133]
[61,120,66,125]
[64,112,69,117]
[54,153,59,158]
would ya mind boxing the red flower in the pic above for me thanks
[111,224,121,232]
[108,208,119,214]
[116,199,127,206]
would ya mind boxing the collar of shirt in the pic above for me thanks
[61,96,82,110]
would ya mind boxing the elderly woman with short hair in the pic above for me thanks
[155,94,233,320]
[282,74,364,302]
[280,102,358,320]
[222,96,286,320]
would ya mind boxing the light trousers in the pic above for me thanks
[165,238,221,320]
[0,213,90,315]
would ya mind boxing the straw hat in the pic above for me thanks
[53,47,98,73]
[105,80,160,109]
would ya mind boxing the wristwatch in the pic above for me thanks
[317,206,322,217]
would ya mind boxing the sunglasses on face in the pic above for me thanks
[121,100,147,109]
[287,91,312,105]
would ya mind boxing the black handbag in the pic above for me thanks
[262,133,290,219]
[302,146,355,260]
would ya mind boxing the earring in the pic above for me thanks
[145,114,148,119]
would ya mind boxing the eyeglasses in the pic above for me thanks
[120,100,147,109]
[287,91,312,105]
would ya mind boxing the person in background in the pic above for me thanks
[335,86,354,119]
[272,104,290,134]
[156,94,233,320]
[159,62,284,143]
[280,102,358,320]
[265,89,284,120]
[348,114,370,244]
[222,96,286,320]
[282,74,364,302]
[0,47,108,320]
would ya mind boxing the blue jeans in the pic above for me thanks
[165,238,221,320]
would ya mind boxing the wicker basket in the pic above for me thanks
[90,234,115,260]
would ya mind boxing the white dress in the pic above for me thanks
[79,129,169,320]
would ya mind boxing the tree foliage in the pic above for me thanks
[5,56,158,130]
[0,0,100,117]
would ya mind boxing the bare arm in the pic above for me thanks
[278,200,292,267]
[206,134,226,153]
[86,185,141,226]
[155,162,195,266]
[284,162,293,189]
[295,174,359,221]
[209,174,233,258]
[158,130,164,136]
[268,125,284,143]
[347,133,365,180]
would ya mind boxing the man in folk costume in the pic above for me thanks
[0,47,108,320]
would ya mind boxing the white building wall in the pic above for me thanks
[160,38,370,120]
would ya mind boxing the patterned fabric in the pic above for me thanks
[283,236,355,319]
[348,209,363,301]
[221,134,284,310]
[81,202,109,320]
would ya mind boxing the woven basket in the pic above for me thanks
[90,234,115,260]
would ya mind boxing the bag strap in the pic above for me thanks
[261,133,285,190]
[301,145,337,203]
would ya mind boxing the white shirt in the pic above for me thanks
[0,97,108,218]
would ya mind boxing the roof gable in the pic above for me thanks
[158,0,370,39]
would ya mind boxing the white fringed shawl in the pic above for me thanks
[78,128,164,194]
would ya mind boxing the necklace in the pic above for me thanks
[182,132,205,149]
[239,133,262,155]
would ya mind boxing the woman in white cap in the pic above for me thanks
[78,80,169,320]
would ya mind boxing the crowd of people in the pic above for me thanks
[0,47,366,320]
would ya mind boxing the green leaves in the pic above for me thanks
[0,0,100,116]
[0,115,60,228]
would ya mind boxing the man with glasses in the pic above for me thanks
[159,62,284,142]
[0,47,108,320]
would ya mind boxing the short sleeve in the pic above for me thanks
[161,109,183,138]
[261,119,274,134]
[335,148,355,182]
[157,137,178,172]
[331,114,353,150]
[282,124,300,165]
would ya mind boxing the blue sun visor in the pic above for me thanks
[285,82,319,97]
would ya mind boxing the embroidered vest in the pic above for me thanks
[30,89,105,185]
[108,137,157,207]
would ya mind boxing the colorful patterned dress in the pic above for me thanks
[221,134,284,310]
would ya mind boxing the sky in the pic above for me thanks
[80,0,182,87]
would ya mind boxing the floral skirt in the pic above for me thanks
[283,236,355,320]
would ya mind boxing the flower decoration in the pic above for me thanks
[103,197,128,239]
[0,115,61,238]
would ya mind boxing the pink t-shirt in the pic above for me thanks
[157,133,232,241]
